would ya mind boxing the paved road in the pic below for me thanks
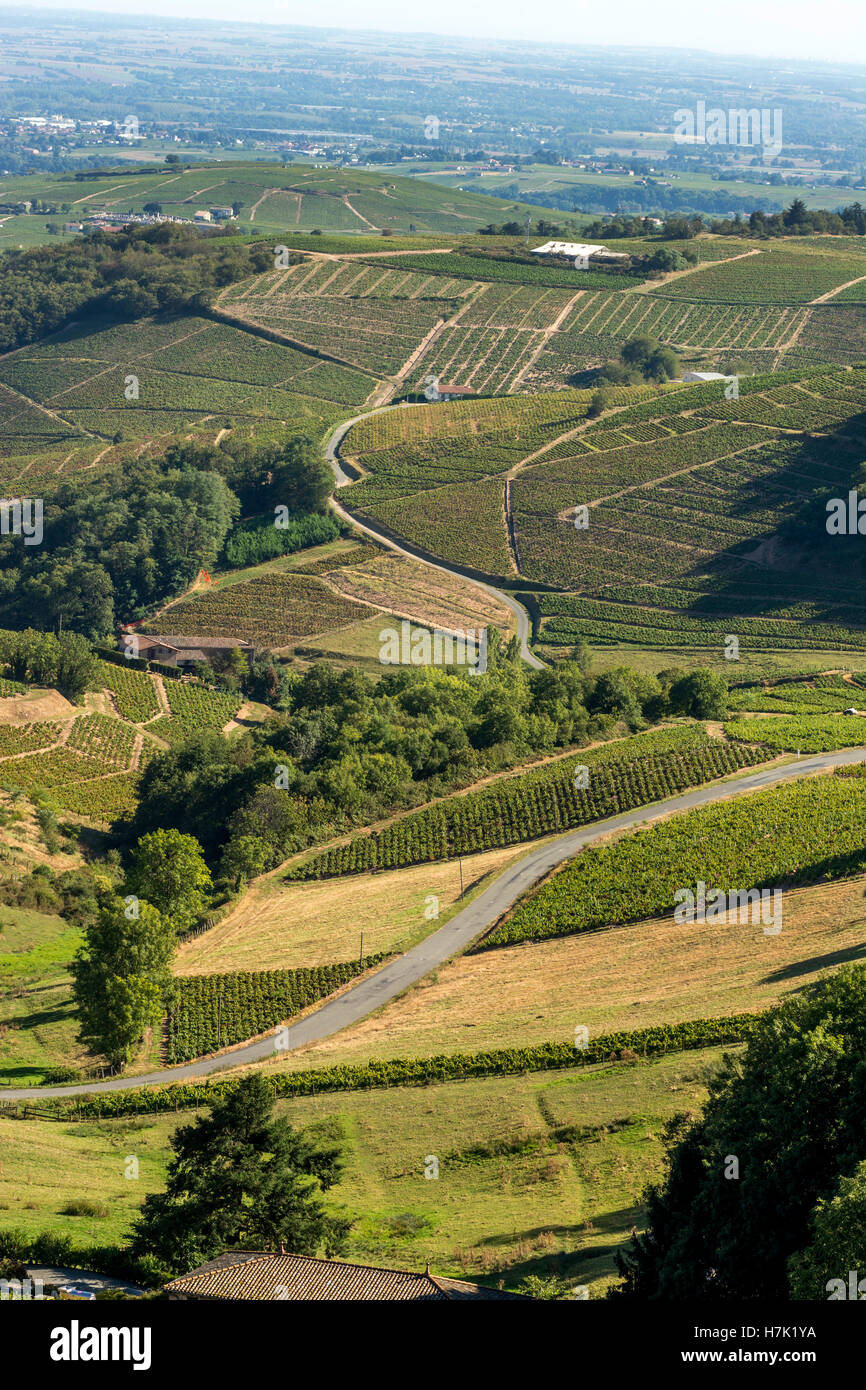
[3,746,864,1100]
[325,405,544,669]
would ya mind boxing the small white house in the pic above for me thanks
[530,241,606,259]
[682,371,729,383]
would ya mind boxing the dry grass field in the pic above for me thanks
[261,875,866,1069]
[175,843,528,974]
[326,553,514,639]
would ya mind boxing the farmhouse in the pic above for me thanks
[531,240,606,259]
[435,382,477,400]
[682,370,729,382]
[120,634,252,667]
[163,1251,526,1300]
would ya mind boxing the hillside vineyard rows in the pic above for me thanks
[2,56,866,1325]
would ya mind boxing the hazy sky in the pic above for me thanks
[17,0,866,65]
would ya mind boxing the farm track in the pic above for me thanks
[324,404,543,668]
[5,745,866,1099]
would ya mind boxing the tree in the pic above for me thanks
[131,1075,349,1272]
[612,966,866,1299]
[788,1161,866,1299]
[126,829,212,934]
[269,434,333,513]
[220,833,269,889]
[72,897,175,1070]
[54,632,99,701]
[668,669,727,720]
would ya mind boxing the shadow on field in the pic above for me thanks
[761,940,866,984]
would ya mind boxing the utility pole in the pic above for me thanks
[359,931,364,965]
[459,856,464,896]
[217,996,222,1048]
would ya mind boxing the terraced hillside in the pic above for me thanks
[338,363,866,659]
[0,662,244,821]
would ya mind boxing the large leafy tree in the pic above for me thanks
[72,897,175,1070]
[788,1160,866,1299]
[131,1075,349,1272]
[612,967,866,1299]
[126,828,212,935]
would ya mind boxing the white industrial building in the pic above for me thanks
[530,241,606,259]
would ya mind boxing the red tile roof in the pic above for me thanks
[163,1251,525,1301]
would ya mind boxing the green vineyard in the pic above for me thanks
[479,775,866,950]
[164,955,388,1063]
[724,714,866,751]
[288,728,768,880]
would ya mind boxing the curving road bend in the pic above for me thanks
[4,746,865,1100]
[325,406,544,669]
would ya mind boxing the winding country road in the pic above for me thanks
[325,405,544,669]
[4,745,865,1100]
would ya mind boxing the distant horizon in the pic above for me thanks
[5,1,866,67]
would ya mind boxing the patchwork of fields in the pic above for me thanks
[335,361,866,657]
[0,662,244,820]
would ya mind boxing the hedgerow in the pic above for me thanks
[7,1013,758,1120]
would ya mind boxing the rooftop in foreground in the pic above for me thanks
[163,1251,526,1301]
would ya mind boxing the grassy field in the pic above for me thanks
[0,908,86,1086]
[175,843,528,975]
[256,874,866,1072]
[0,1044,733,1291]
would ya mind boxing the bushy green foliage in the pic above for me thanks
[130,1075,348,1272]
[223,511,339,568]
[71,896,176,1070]
[613,967,866,1300]
[0,222,282,356]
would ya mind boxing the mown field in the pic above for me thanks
[266,874,866,1071]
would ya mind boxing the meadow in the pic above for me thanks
[0,1046,735,1292]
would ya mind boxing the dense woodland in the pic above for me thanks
[0,223,284,354]
[0,436,332,637]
